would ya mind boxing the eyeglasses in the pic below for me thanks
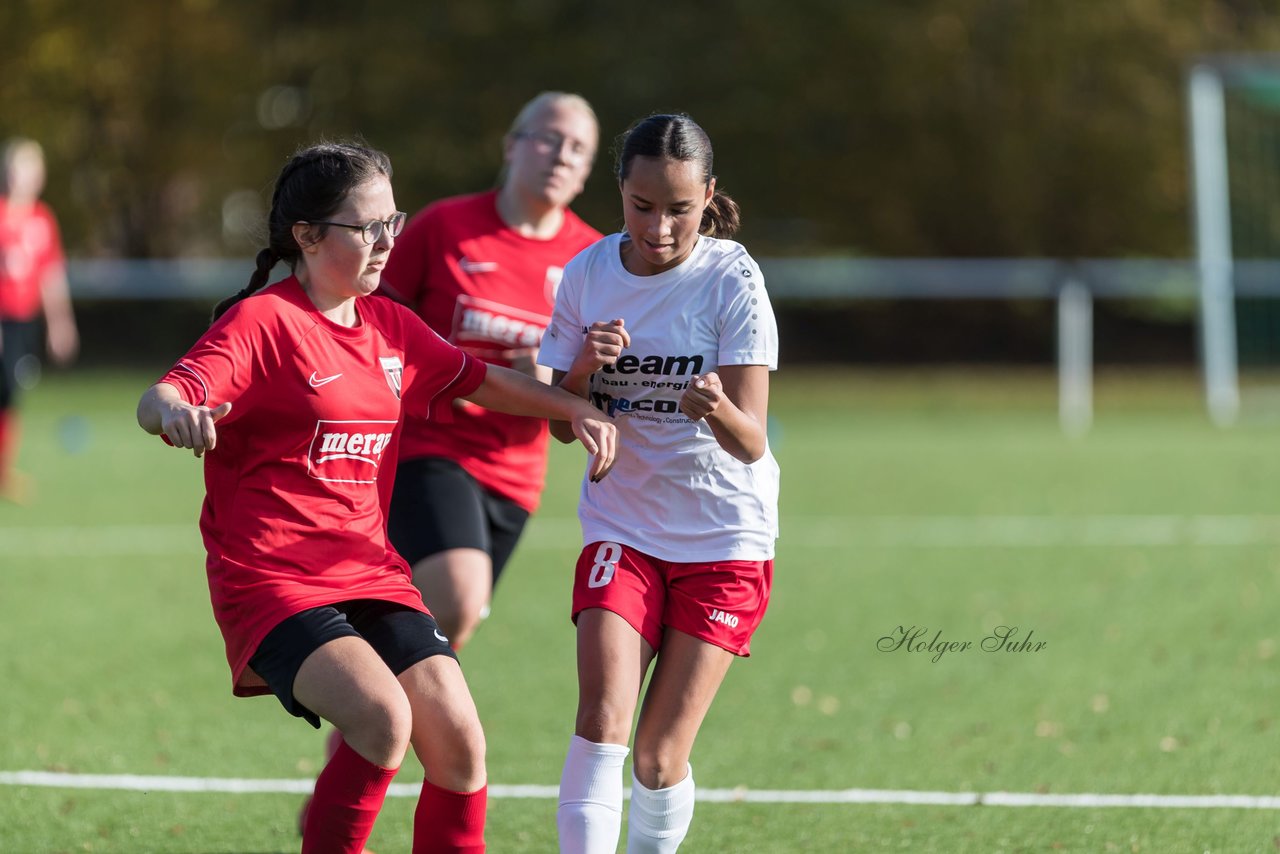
[515,130,594,162]
[308,211,407,244]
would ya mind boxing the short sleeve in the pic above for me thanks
[398,310,487,423]
[155,299,278,423]
[717,254,778,370]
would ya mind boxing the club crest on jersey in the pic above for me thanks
[307,419,396,483]
[379,356,403,399]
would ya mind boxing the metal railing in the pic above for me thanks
[66,256,1228,302]
[68,256,1280,433]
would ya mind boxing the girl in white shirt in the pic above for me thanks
[539,113,780,854]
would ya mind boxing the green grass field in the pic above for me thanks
[4,366,1280,852]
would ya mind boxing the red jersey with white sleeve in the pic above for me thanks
[157,276,486,697]
[379,190,600,511]
[0,198,64,321]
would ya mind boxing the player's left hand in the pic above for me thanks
[572,414,617,482]
[679,373,724,421]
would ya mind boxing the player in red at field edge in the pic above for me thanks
[378,91,602,650]
[0,138,78,502]
[539,114,780,853]
[136,141,615,854]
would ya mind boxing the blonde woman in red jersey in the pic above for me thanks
[378,91,602,650]
[137,141,614,854]
[0,138,78,501]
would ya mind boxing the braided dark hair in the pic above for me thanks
[211,141,393,322]
[615,114,740,238]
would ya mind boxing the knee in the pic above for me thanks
[631,743,688,790]
[450,712,486,766]
[347,693,414,768]
[574,701,633,746]
[425,714,486,791]
[455,718,487,781]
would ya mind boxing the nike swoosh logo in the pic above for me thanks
[434,629,449,644]
[309,371,343,388]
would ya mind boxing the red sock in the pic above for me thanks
[302,739,398,854]
[413,779,487,853]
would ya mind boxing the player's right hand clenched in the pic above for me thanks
[162,401,233,458]
[570,318,630,376]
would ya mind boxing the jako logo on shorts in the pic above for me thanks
[307,420,396,483]
[709,609,740,628]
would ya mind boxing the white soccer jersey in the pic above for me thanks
[539,233,780,562]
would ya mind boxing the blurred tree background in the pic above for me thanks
[5,0,1280,365]
[5,0,1280,261]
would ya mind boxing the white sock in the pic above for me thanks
[626,764,695,853]
[558,734,630,854]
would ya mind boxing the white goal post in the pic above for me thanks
[1188,60,1241,427]
[1184,55,1280,426]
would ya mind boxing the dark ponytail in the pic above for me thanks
[700,191,740,239]
[615,113,740,239]
[211,140,393,323]
[211,248,277,322]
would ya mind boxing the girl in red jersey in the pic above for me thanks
[0,138,78,501]
[299,92,602,842]
[539,114,779,853]
[137,141,615,854]
[379,91,602,650]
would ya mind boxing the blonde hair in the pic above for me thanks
[496,92,599,188]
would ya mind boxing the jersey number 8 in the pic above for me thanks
[588,542,623,588]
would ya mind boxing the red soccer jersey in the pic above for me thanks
[157,276,486,696]
[0,199,65,321]
[379,191,601,511]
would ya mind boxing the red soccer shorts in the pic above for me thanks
[571,541,773,656]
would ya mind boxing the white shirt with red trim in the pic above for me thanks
[538,233,780,563]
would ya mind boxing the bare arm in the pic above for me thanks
[463,364,616,480]
[40,264,78,365]
[137,382,232,458]
[679,364,770,463]
[548,369,579,444]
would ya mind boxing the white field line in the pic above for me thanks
[7,515,1280,558]
[2,771,1280,809]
